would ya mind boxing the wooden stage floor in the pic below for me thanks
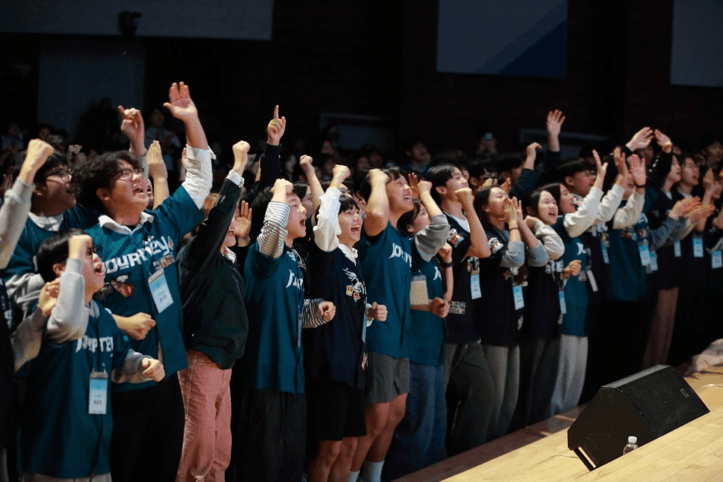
[397,365,723,481]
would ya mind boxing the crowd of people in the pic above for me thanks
[1,83,722,482]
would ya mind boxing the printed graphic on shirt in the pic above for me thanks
[448,229,464,248]
[75,335,114,354]
[343,268,366,301]
[488,237,504,254]
[389,243,412,266]
[286,270,304,290]
[433,266,442,281]
[103,235,174,275]
[109,275,134,298]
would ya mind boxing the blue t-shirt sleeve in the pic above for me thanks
[153,186,205,247]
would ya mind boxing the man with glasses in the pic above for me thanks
[3,147,98,324]
[71,82,213,482]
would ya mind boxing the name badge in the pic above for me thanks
[558,291,567,315]
[410,275,430,306]
[693,237,704,258]
[601,243,610,265]
[713,251,722,270]
[638,243,651,266]
[470,269,482,300]
[448,301,466,315]
[673,241,681,258]
[649,251,659,272]
[89,371,108,415]
[513,284,524,310]
[148,268,173,313]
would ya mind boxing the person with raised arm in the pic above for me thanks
[304,162,386,482]
[542,152,606,415]
[71,82,213,482]
[350,167,448,482]
[175,141,252,482]
[509,187,569,430]
[473,187,547,439]
[0,139,53,482]
[231,176,335,482]
[383,191,453,480]
[426,163,495,453]
[17,231,164,482]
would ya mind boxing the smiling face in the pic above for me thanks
[405,204,430,236]
[558,184,576,214]
[443,167,469,201]
[285,192,308,241]
[536,191,559,225]
[386,174,414,214]
[338,204,363,248]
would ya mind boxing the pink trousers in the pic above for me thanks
[176,349,232,482]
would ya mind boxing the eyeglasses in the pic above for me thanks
[45,168,72,181]
[116,167,145,180]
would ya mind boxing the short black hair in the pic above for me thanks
[71,150,141,215]
[397,199,422,235]
[15,150,68,184]
[358,166,404,202]
[426,164,457,204]
[491,153,523,173]
[555,158,594,183]
[36,228,86,282]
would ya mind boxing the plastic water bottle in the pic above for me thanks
[623,436,638,455]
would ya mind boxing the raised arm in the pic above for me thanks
[0,139,53,268]
[414,180,451,261]
[118,106,148,159]
[300,155,325,223]
[526,216,564,261]
[45,235,93,344]
[612,154,646,229]
[458,187,491,258]
[564,153,607,237]
[185,141,248,270]
[258,178,293,259]
[164,82,213,208]
[258,105,286,189]
[147,140,170,209]
[313,165,350,252]
[362,169,390,237]
[546,110,565,154]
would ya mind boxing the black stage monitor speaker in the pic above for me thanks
[567,365,709,471]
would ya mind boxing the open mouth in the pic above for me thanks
[94,263,105,275]
[351,225,361,235]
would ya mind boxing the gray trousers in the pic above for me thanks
[482,344,520,440]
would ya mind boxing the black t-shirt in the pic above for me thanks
[524,259,563,339]
[478,224,524,347]
[647,190,681,290]
[304,245,367,389]
[443,214,482,344]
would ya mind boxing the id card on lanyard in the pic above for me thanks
[470,258,481,300]
[713,251,722,270]
[410,275,430,305]
[512,284,524,310]
[638,242,651,266]
[148,268,173,313]
[693,237,704,258]
[89,370,108,415]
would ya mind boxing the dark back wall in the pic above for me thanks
[1,0,721,156]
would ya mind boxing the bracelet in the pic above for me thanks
[440,260,453,268]
[509,227,520,231]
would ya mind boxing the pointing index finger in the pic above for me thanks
[273,105,279,120]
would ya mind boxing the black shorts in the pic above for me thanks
[307,380,366,442]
